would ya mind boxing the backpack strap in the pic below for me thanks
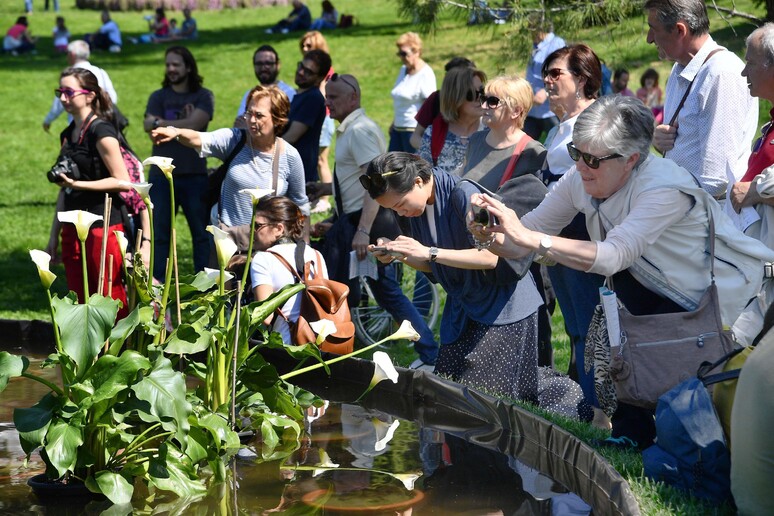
[217,129,248,219]
[268,249,304,283]
[430,116,448,166]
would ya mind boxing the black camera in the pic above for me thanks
[47,156,80,183]
[473,207,496,226]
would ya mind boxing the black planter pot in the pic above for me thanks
[27,474,103,501]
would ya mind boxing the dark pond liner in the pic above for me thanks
[263,346,641,516]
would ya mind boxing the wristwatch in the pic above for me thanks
[429,246,439,263]
[537,234,552,257]
[152,118,161,129]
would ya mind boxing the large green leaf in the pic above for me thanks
[44,418,84,477]
[76,352,151,420]
[147,443,207,498]
[164,317,213,355]
[88,470,134,505]
[197,412,240,452]
[0,352,27,393]
[14,393,58,456]
[108,306,141,356]
[245,284,305,330]
[52,294,119,380]
[131,356,190,446]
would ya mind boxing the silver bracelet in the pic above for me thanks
[473,234,495,251]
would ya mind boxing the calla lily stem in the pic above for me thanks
[281,339,386,381]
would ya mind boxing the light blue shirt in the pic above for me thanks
[237,82,296,118]
[526,32,565,120]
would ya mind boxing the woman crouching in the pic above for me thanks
[360,152,542,403]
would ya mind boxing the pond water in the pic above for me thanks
[0,357,595,514]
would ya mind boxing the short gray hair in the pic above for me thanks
[573,96,654,168]
[643,0,709,36]
[747,23,774,68]
[67,40,90,61]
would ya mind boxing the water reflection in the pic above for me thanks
[0,397,590,514]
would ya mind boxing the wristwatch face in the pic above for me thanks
[429,246,439,262]
[539,235,552,255]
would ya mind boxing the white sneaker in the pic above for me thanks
[280,28,290,34]
[409,358,435,373]
[109,45,121,53]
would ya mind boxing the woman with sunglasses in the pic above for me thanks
[390,32,436,153]
[250,196,328,343]
[151,85,309,238]
[51,67,134,318]
[536,43,608,429]
[417,66,485,176]
[471,95,774,449]
[462,75,546,191]
[361,152,544,405]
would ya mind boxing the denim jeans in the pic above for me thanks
[367,263,438,364]
[149,171,211,280]
[547,263,604,407]
[388,127,415,153]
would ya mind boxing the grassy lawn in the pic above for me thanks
[0,1,754,513]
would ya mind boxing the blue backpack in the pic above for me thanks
[642,350,743,504]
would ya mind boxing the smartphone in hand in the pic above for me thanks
[370,246,404,258]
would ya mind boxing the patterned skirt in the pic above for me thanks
[435,312,539,404]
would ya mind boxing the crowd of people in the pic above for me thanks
[34,1,774,511]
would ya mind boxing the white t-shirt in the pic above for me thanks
[391,64,436,128]
[250,243,328,343]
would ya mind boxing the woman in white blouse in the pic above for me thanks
[389,31,436,153]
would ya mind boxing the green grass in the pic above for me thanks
[0,2,753,513]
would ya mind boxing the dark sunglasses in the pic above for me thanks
[466,87,485,102]
[55,87,90,98]
[359,171,398,192]
[480,94,503,110]
[396,50,411,58]
[330,73,357,93]
[297,61,318,76]
[254,221,276,232]
[566,142,622,169]
[543,68,573,81]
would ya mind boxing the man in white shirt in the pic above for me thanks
[644,0,757,198]
[310,74,439,369]
[42,40,118,132]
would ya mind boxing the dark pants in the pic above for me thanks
[148,170,211,281]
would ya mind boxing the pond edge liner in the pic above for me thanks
[0,319,640,515]
[260,345,641,516]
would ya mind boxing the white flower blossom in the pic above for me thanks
[206,225,238,269]
[29,250,56,289]
[58,210,102,242]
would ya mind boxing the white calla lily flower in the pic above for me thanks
[120,181,153,207]
[29,249,56,289]
[204,267,234,283]
[114,230,128,258]
[373,418,400,452]
[310,319,337,345]
[391,472,422,491]
[389,320,421,342]
[58,210,103,242]
[239,188,275,206]
[312,449,339,477]
[142,156,175,179]
[206,225,238,269]
[371,351,399,386]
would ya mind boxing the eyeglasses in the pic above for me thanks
[566,142,622,169]
[359,171,399,192]
[480,94,504,110]
[396,50,412,58]
[55,88,90,98]
[330,73,357,93]
[543,68,573,81]
[242,109,264,121]
[254,221,275,232]
[466,87,485,102]
[297,61,319,76]
[254,60,277,67]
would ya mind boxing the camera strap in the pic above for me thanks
[76,112,98,146]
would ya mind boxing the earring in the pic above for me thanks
[575,89,582,100]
